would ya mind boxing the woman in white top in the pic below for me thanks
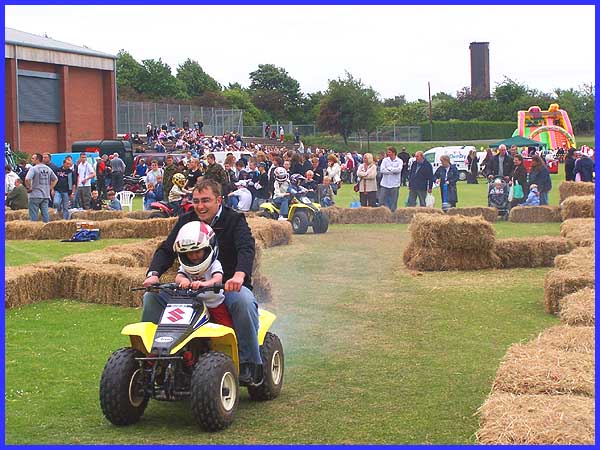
[325,154,341,194]
[356,153,378,207]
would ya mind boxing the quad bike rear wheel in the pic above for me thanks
[190,352,239,431]
[312,212,329,234]
[248,332,284,401]
[99,347,148,426]
[290,210,309,234]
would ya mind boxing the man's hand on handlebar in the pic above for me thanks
[143,275,160,287]
[224,272,245,292]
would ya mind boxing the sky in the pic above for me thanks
[4,5,595,101]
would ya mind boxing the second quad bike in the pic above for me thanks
[99,283,284,431]
[259,192,329,234]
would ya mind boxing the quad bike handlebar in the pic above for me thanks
[131,283,225,294]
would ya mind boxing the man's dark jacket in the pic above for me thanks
[148,207,255,289]
[490,154,514,178]
[408,159,434,191]
[574,156,594,182]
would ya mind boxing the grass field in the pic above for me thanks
[5,222,562,444]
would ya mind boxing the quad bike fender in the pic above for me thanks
[121,322,157,354]
[258,308,277,345]
[172,324,240,371]
[260,202,278,214]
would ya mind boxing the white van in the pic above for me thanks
[204,150,254,166]
[423,146,476,181]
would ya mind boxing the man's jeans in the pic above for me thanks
[407,189,427,207]
[78,186,92,209]
[380,186,399,212]
[29,197,50,222]
[141,286,261,365]
[272,196,290,217]
[53,191,71,219]
[539,190,549,206]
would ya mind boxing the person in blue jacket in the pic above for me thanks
[433,154,459,209]
[527,155,552,206]
[407,151,434,207]
[573,152,594,182]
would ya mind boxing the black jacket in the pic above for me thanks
[408,159,434,191]
[148,207,256,289]
[490,154,514,178]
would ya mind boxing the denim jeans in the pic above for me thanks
[272,196,290,217]
[53,191,71,219]
[407,189,427,207]
[539,190,549,206]
[141,286,261,365]
[380,186,400,212]
[29,197,50,222]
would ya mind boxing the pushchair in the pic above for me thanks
[488,177,509,220]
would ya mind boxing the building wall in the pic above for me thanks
[68,67,106,143]
[470,42,490,99]
[20,122,59,153]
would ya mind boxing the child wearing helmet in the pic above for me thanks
[171,221,233,327]
[168,172,191,215]
[271,166,290,220]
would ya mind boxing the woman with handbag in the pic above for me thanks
[509,154,528,208]
[433,155,459,209]
[356,153,378,207]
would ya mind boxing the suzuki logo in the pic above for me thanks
[167,308,185,322]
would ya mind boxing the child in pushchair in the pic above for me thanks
[488,177,509,220]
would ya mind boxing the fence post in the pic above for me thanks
[127,101,131,134]
[313,123,316,135]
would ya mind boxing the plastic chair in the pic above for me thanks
[115,190,135,212]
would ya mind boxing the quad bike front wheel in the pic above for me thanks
[312,212,329,234]
[190,352,239,431]
[99,347,149,426]
[290,210,309,234]
[248,332,284,401]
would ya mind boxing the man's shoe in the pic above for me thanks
[239,363,264,387]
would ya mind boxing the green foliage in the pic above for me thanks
[318,72,382,145]
[222,88,267,126]
[420,120,516,141]
[137,58,188,100]
[176,59,221,97]
[249,64,303,120]
[115,50,144,94]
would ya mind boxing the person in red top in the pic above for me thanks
[95,154,111,198]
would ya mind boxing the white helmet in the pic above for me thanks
[173,221,218,276]
[274,166,288,182]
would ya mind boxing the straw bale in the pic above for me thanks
[70,210,125,221]
[71,264,147,307]
[534,325,594,354]
[4,209,62,222]
[492,342,594,396]
[554,246,595,272]
[322,206,393,224]
[561,195,595,220]
[125,210,156,220]
[5,220,44,240]
[402,241,501,271]
[252,273,273,304]
[560,217,595,247]
[446,207,497,222]
[247,217,293,248]
[320,206,342,224]
[544,269,595,314]
[494,237,573,268]
[5,263,61,308]
[559,181,595,203]
[409,213,496,250]
[508,205,561,223]
[393,207,444,224]
[38,220,83,240]
[476,392,594,444]
[98,218,177,239]
[559,288,595,326]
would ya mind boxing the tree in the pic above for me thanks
[249,64,303,120]
[176,59,221,97]
[138,59,188,100]
[317,72,382,145]
[116,50,144,94]
[382,95,407,108]
[223,88,267,125]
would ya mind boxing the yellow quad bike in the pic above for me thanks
[99,283,284,432]
[259,192,329,234]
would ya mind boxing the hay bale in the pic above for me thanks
[559,181,595,203]
[125,210,156,220]
[402,241,501,271]
[409,213,496,250]
[534,325,594,354]
[252,273,273,304]
[560,218,595,247]
[554,246,595,272]
[38,220,82,240]
[476,392,595,444]
[5,210,30,221]
[247,217,293,248]
[393,207,444,224]
[5,263,61,308]
[446,207,497,222]
[561,195,595,220]
[492,342,594,396]
[342,206,394,224]
[494,237,573,268]
[508,205,561,223]
[71,264,147,307]
[5,220,44,240]
[320,206,342,224]
[544,269,595,314]
[70,210,126,221]
[559,288,595,326]
[99,218,177,239]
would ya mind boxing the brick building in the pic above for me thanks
[4,28,117,154]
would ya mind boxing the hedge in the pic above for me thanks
[420,121,516,141]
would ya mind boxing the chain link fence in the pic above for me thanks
[117,101,244,136]
[347,126,422,142]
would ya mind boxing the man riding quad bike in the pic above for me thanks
[260,171,329,234]
[99,221,284,431]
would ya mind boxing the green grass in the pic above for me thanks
[5,239,146,266]
[5,224,560,443]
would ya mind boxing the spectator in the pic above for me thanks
[573,151,594,182]
[279,126,285,143]
[227,181,253,212]
[480,148,493,178]
[162,155,178,198]
[433,154,459,209]
[564,148,577,182]
[356,152,378,207]
[42,153,59,173]
[527,155,552,206]
[301,169,318,202]
[145,160,163,187]
[155,175,164,202]
[25,153,57,222]
[407,151,434,207]
[6,178,28,210]
[398,147,410,186]
[144,183,158,210]
[325,154,342,194]
[95,154,110,198]
[106,190,122,211]
[15,158,29,182]
[184,158,203,190]
[135,158,148,177]
[90,190,103,210]
[379,146,403,212]
[294,127,300,144]
[466,149,479,184]
[76,153,96,210]
[53,158,76,220]
[317,176,335,207]
[5,165,20,194]
[310,157,324,185]
[509,154,529,208]
[254,162,270,206]
[110,152,126,192]
[146,122,153,146]
[203,153,228,186]
[522,184,540,206]
[489,144,514,181]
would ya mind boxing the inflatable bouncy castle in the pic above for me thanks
[513,104,576,150]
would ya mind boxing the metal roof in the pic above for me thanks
[5,27,116,59]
